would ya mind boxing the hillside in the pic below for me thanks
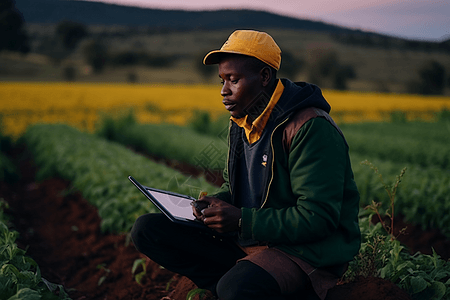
[2,0,449,95]
[14,0,449,54]
[15,0,373,35]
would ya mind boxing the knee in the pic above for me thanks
[216,261,281,300]
[130,213,162,252]
[216,271,243,300]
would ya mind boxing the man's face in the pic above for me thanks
[218,56,264,119]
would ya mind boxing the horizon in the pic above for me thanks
[82,0,450,42]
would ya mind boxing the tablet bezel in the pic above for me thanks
[128,176,209,230]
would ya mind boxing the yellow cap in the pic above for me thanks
[203,30,281,70]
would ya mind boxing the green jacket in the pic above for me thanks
[213,79,361,268]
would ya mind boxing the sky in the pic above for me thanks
[86,0,450,42]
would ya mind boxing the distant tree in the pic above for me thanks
[317,50,339,77]
[406,60,447,95]
[0,0,29,53]
[307,49,355,90]
[440,39,450,52]
[195,50,216,82]
[127,72,138,83]
[333,65,356,90]
[111,51,139,66]
[63,65,76,81]
[278,51,303,79]
[56,20,88,50]
[83,39,107,73]
[109,50,175,68]
[307,49,337,87]
[416,60,446,95]
[142,52,174,68]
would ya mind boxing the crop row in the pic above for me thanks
[351,154,450,236]
[0,195,70,299]
[98,111,450,170]
[341,121,450,169]
[22,124,218,233]
[96,112,229,171]
[96,114,450,237]
[352,216,450,300]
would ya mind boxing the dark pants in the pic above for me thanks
[131,213,285,299]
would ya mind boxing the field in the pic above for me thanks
[1,82,450,299]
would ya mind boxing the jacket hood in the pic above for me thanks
[274,79,331,121]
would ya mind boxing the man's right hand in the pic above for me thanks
[192,196,242,233]
[191,200,210,219]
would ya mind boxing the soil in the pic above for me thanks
[1,146,448,300]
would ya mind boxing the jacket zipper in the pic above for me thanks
[226,119,233,196]
[260,117,290,208]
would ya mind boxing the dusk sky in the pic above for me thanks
[86,0,449,41]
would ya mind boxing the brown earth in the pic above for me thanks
[2,148,448,300]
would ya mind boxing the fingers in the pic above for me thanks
[202,212,233,233]
[198,196,224,207]
[191,199,215,220]
[192,206,203,220]
[203,204,242,233]
[202,206,226,226]
[191,197,240,233]
[191,197,220,216]
[191,200,208,212]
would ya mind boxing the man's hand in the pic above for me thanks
[192,196,241,233]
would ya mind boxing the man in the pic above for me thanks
[131,30,361,300]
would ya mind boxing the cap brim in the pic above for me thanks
[203,50,248,65]
[203,50,221,65]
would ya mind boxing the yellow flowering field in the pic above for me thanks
[0,82,224,136]
[1,82,449,137]
[322,89,450,123]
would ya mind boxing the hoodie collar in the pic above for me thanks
[275,79,331,120]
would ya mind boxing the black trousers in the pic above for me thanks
[131,213,286,300]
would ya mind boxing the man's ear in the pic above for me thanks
[260,67,272,87]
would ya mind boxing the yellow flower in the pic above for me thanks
[1,82,449,137]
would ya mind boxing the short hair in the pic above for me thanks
[245,55,277,77]
[219,53,278,81]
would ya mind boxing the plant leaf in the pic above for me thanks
[6,288,40,300]
[429,281,446,300]
[186,288,207,300]
[410,276,428,294]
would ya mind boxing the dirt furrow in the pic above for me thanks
[2,151,178,299]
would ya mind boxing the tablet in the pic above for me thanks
[128,175,210,231]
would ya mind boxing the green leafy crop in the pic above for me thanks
[22,124,218,234]
[0,200,70,299]
[344,161,450,300]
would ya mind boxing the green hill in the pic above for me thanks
[16,0,375,35]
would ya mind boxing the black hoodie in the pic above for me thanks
[228,79,333,209]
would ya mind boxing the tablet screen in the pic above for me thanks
[146,189,196,221]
